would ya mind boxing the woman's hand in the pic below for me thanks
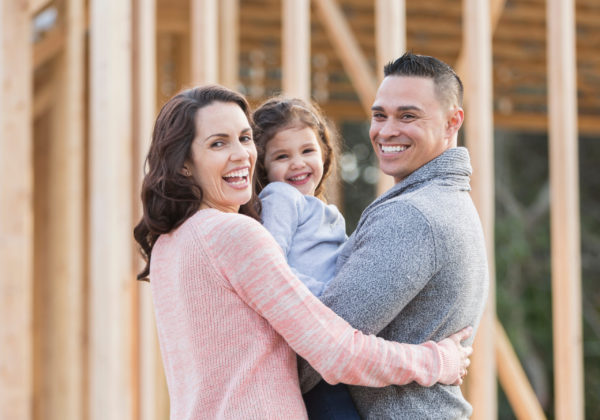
[436,326,473,386]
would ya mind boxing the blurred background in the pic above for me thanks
[1,0,598,419]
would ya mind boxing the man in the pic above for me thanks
[299,52,489,419]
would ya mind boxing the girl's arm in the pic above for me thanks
[208,213,471,387]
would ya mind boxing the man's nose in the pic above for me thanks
[379,120,400,138]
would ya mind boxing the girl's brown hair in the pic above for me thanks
[133,85,261,281]
[252,97,337,201]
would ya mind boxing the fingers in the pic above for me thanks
[451,326,473,343]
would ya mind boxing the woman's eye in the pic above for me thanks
[240,135,253,143]
[211,140,224,148]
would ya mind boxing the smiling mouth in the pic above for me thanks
[287,173,311,185]
[380,144,409,154]
[223,168,250,187]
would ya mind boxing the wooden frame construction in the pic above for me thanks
[1,0,591,418]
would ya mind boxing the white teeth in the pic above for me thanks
[223,168,249,178]
[289,174,309,181]
[381,144,408,153]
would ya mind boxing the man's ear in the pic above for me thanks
[446,107,464,139]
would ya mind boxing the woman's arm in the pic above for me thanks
[208,213,471,387]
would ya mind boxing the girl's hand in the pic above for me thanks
[436,326,473,386]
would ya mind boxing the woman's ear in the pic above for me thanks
[180,165,192,177]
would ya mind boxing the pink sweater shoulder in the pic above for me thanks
[150,209,460,419]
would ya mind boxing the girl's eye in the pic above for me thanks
[303,148,315,154]
[275,154,288,160]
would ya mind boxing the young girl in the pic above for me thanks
[253,97,359,419]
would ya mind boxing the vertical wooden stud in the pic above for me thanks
[462,0,497,418]
[547,0,584,418]
[375,0,405,195]
[219,0,239,90]
[43,0,86,418]
[89,0,135,418]
[191,0,218,85]
[282,0,310,100]
[132,0,166,419]
[0,1,33,419]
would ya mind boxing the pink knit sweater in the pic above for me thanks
[150,209,460,419]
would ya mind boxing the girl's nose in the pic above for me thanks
[290,156,305,169]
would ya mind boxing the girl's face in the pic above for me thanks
[263,126,324,196]
[185,101,256,213]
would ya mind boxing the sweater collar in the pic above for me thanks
[373,147,473,204]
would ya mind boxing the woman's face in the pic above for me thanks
[185,101,257,213]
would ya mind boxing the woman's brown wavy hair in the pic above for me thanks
[133,85,261,281]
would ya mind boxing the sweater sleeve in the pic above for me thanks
[205,213,460,388]
[259,182,326,296]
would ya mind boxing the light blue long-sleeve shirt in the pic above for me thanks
[258,182,347,296]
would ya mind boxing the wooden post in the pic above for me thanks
[89,0,135,418]
[42,0,86,418]
[462,0,497,418]
[219,0,239,89]
[132,0,165,419]
[312,0,377,115]
[375,0,405,195]
[282,0,310,99]
[546,0,584,418]
[191,0,218,85]
[0,1,33,419]
[455,0,506,86]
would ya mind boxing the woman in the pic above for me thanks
[134,85,472,419]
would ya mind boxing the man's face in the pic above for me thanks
[369,76,463,183]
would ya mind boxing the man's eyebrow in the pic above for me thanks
[396,105,421,111]
[370,105,423,112]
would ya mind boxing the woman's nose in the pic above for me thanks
[230,142,250,161]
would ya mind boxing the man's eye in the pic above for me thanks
[401,114,416,120]
[372,113,385,119]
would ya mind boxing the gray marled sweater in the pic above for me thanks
[298,147,489,419]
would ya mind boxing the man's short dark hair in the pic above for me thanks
[383,52,463,107]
